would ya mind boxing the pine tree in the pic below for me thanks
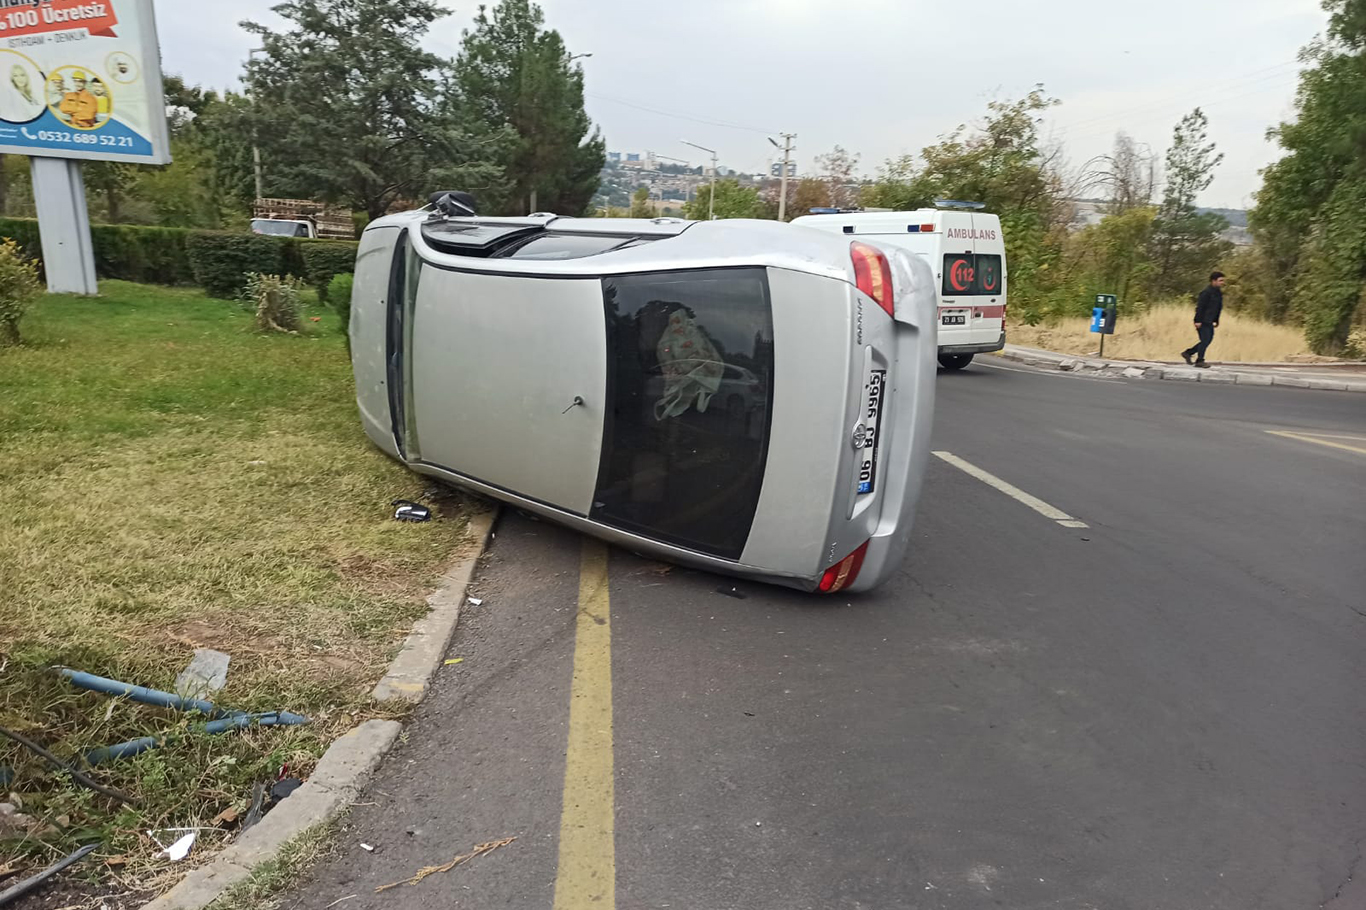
[452,0,605,216]
[239,0,504,220]
[1148,108,1231,296]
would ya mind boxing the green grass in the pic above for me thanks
[0,281,477,875]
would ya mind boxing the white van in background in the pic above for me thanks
[793,207,1006,369]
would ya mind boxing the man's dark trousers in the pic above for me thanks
[1184,324,1215,362]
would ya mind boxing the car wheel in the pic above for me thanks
[938,353,974,370]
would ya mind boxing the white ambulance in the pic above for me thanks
[792,206,1006,369]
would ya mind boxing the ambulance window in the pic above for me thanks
[974,255,1002,294]
[593,268,774,560]
[942,253,1003,296]
[942,253,975,296]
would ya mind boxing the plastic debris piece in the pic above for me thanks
[270,778,303,803]
[467,597,483,607]
[391,500,431,522]
[174,648,231,700]
[717,586,748,599]
[163,831,196,861]
[360,843,375,852]
[444,658,464,666]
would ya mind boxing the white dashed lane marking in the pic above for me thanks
[933,451,1089,530]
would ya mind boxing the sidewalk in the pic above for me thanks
[995,344,1366,393]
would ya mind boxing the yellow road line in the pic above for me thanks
[1266,430,1366,456]
[553,539,615,910]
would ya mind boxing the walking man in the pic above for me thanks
[1182,271,1225,368]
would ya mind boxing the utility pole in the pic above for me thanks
[768,133,796,221]
[681,140,719,220]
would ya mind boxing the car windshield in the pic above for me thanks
[251,219,309,237]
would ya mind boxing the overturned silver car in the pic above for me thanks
[349,204,936,593]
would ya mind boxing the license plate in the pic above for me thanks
[857,371,886,495]
[941,312,967,326]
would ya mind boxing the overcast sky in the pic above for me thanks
[152,0,1327,209]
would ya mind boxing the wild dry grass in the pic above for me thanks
[0,281,479,878]
[1008,304,1312,363]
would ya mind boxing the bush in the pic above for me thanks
[0,238,43,346]
[91,224,196,284]
[241,273,306,333]
[0,217,42,262]
[0,218,199,285]
[187,231,298,299]
[327,272,354,339]
[300,240,359,304]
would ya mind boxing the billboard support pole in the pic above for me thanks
[30,157,98,296]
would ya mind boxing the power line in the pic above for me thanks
[1061,73,1301,147]
[1050,59,1301,141]
[586,92,778,135]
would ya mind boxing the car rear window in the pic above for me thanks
[420,220,542,257]
[500,233,649,261]
[593,268,774,560]
[942,253,1004,296]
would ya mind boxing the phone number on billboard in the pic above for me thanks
[33,132,136,148]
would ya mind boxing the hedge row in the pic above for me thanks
[0,217,358,299]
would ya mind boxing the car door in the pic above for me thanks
[408,267,608,516]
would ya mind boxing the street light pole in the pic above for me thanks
[768,133,796,221]
[681,140,718,220]
[248,47,265,201]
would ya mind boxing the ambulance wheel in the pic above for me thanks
[938,353,973,370]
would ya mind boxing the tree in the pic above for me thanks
[1100,132,1158,214]
[1069,207,1158,305]
[815,146,860,209]
[452,0,605,215]
[239,0,504,220]
[629,186,652,218]
[1251,0,1366,352]
[682,179,767,220]
[862,88,1072,323]
[789,178,830,217]
[1148,108,1230,296]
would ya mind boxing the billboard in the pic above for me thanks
[0,0,170,164]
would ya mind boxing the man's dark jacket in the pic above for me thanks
[1195,285,1223,324]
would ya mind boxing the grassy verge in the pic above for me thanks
[1008,304,1313,362]
[0,281,477,884]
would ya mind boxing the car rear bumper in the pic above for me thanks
[939,332,1005,355]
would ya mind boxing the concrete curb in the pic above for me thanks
[995,346,1366,393]
[140,507,498,910]
[372,508,497,703]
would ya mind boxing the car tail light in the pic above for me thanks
[850,242,894,317]
[819,540,869,593]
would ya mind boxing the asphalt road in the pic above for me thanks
[285,357,1366,910]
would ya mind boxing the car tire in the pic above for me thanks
[938,353,974,370]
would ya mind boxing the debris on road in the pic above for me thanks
[717,586,748,599]
[467,597,483,606]
[373,836,516,893]
[360,843,375,852]
[444,658,464,666]
[392,500,432,522]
